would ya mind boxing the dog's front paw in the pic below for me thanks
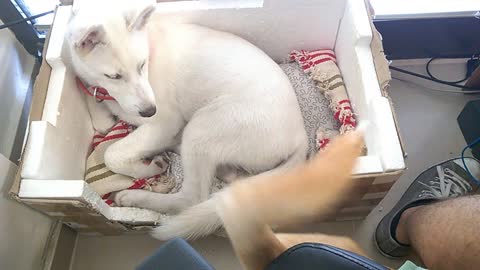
[114,190,147,208]
[141,155,170,176]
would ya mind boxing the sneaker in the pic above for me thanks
[374,157,480,258]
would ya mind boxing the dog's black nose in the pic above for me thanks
[139,106,157,118]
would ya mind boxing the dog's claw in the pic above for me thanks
[132,155,169,179]
[153,155,169,172]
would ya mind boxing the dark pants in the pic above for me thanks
[136,238,387,270]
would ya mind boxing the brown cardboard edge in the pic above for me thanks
[364,0,391,95]
[9,10,55,197]
[364,0,407,158]
[21,198,130,232]
[353,168,404,180]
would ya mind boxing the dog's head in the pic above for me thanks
[67,1,157,118]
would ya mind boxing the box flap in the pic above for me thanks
[9,9,54,197]
[365,0,407,158]
[364,0,392,96]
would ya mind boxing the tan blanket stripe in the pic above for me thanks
[326,74,342,84]
[328,81,345,91]
[86,170,117,183]
[86,163,107,175]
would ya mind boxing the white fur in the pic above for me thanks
[152,195,222,240]
[67,1,307,239]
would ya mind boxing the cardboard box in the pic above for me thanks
[10,0,405,234]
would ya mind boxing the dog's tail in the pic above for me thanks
[150,195,222,240]
[150,145,307,241]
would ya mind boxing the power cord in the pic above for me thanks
[390,55,480,92]
[390,66,480,91]
[426,57,469,84]
[392,77,480,94]
[0,10,54,30]
[461,137,480,185]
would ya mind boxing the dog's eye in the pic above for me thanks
[104,73,122,80]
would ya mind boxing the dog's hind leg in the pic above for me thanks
[104,121,181,179]
[113,146,217,213]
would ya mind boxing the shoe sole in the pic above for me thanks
[372,225,405,259]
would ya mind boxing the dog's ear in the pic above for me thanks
[72,24,106,54]
[126,4,155,31]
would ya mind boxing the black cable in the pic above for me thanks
[0,10,54,30]
[390,66,480,91]
[426,58,469,84]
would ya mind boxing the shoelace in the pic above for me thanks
[418,166,472,198]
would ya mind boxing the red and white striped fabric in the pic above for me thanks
[289,49,337,73]
[334,99,356,132]
[91,121,133,150]
[101,176,162,205]
[85,121,174,206]
[289,48,357,150]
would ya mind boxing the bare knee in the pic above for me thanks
[405,197,480,270]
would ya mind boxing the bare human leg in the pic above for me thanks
[395,196,480,270]
[375,158,480,270]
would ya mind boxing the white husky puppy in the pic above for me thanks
[67,1,307,240]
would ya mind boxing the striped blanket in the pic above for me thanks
[86,121,176,205]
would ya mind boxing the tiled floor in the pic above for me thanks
[71,61,476,270]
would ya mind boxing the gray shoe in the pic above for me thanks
[374,157,480,258]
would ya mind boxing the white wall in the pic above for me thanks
[0,23,53,270]
[0,22,35,159]
[370,0,480,18]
